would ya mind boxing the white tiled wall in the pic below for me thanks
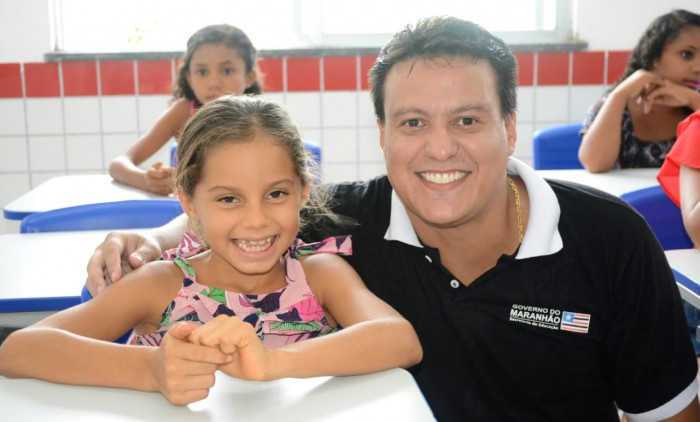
[0,84,605,234]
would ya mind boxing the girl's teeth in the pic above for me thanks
[235,237,274,252]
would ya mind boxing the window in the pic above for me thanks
[52,0,573,53]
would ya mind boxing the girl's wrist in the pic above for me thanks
[266,348,288,380]
[143,347,162,393]
[688,91,700,111]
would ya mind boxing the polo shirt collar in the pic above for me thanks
[384,157,563,259]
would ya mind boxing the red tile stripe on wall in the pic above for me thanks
[25,62,60,97]
[360,55,376,91]
[514,52,534,86]
[323,56,357,91]
[607,51,631,85]
[259,57,284,92]
[0,63,23,98]
[286,57,320,92]
[0,50,633,99]
[538,52,570,85]
[138,60,172,95]
[572,51,605,85]
[100,61,136,95]
[63,61,98,96]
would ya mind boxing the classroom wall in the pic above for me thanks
[0,0,698,234]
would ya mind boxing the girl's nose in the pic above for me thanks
[209,74,223,90]
[242,202,270,228]
[692,56,700,74]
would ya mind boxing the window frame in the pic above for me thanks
[51,0,575,53]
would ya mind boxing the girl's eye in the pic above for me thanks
[219,196,238,203]
[680,50,694,60]
[195,69,208,77]
[267,190,288,200]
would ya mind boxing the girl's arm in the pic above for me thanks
[189,254,422,380]
[679,164,700,246]
[579,70,662,173]
[109,98,191,194]
[0,262,230,404]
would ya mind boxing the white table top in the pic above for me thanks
[0,368,433,421]
[535,168,659,197]
[0,230,146,314]
[665,249,700,309]
[3,174,166,220]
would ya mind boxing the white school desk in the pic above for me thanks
[665,249,700,309]
[0,368,435,421]
[3,174,166,220]
[0,230,148,327]
[535,168,659,197]
[0,231,435,420]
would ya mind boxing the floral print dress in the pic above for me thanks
[128,235,352,348]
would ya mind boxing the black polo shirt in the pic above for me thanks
[304,158,698,421]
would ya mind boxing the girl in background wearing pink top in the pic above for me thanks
[109,24,262,195]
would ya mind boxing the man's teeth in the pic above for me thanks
[420,172,467,184]
[235,237,274,252]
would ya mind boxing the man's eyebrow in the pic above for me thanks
[390,108,428,119]
[391,104,493,119]
[451,104,493,114]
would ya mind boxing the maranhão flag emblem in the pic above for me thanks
[560,311,590,333]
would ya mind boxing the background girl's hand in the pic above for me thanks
[144,162,175,195]
[614,69,664,102]
[188,315,275,381]
[642,79,700,111]
[151,322,232,405]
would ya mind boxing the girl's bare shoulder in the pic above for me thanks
[120,259,184,293]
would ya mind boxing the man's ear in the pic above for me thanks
[378,118,386,153]
[505,113,517,156]
[177,189,199,222]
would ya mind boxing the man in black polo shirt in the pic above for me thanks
[87,17,699,421]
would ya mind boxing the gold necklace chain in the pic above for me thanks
[506,176,524,243]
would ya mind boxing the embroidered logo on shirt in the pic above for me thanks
[560,311,591,333]
[509,304,590,334]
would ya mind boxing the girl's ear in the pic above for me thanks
[177,189,199,222]
[245,69,258,90]
[301,181,311,208]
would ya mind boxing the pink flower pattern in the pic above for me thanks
[129,236,352,349]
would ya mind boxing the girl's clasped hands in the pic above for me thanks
[152,316,274,405]
[626,69,700,114]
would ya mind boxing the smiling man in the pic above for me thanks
[87,17,699,421]
[318,17,700,421]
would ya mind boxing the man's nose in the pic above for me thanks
[423,126,459,160]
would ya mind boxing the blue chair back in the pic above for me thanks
[532,123,584,170]
[20,199,184,233]
[169,141,178,167]
[620,185,694,250]
[303,139,322,165]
